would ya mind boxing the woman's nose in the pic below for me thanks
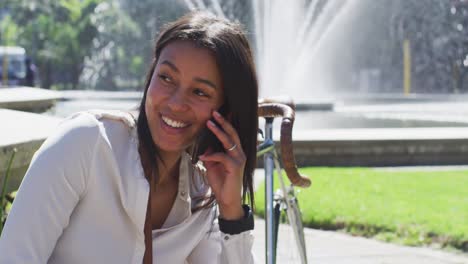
[167,91,190,112]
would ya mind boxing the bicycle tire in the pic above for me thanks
[272,151,308,263]
[285,195,308,263]
[273,202,281,264]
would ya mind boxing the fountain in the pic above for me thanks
[183,0,399,100]
[181,0,468,166]
[252,0,349,100]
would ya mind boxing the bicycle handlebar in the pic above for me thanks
[258,102,311,188]
[258,97,295,111]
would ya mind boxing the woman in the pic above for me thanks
[0,11,258,263]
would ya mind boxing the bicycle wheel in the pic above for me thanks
[275,170,307,264]
[273,191,308,264]
[285,193,308,263]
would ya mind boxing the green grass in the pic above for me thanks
[5,191,16,212]
[254,167,468,252]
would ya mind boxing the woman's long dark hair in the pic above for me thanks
[137,11,258,210]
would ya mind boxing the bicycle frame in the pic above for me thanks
[257,101,311,264]
[258,117,276,264]
[257,117,308,264]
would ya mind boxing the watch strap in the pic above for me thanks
[218,204,254,235]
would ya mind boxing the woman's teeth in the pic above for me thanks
[162,115,189,128]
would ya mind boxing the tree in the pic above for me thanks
[0,15,19,46]
[393,0,468,93]
[2,0,102,89]
[117,0,188,90]
[80,0,142,90]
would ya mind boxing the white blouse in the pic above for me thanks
[0,111,255,264]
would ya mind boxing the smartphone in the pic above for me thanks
[191,104,229,164]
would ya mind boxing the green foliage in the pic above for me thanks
[1,0,256,90]
[2,0,104,89]
[394,0,468,92]
[255,167,468,252]
[0,0,188,90]
[0,15,19,45]
[0,0,149,90]
[129,56,143,77]
[1,149,16,234]
[81,0,142,90]
[111,0,188,90]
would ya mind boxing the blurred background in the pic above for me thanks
[1,1,468,262]
[1,0,467,96]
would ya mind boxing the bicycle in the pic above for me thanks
[257,100,312,264]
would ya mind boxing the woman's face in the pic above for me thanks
[145,40,224,156]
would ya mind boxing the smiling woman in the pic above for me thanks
[0,11,258,264]
[145,41,224,157]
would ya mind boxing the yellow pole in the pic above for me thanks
[2,56,8,86]
[1,19,10,86]
[403,39,411,95]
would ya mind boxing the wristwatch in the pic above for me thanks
[218,204,254,235]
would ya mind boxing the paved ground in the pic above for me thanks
[252,169,468,263]
[252,218,468,264]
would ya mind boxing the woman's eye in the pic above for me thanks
[158,74,172,83]
[194,88,210,98]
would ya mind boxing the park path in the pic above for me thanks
[252,218,468,264]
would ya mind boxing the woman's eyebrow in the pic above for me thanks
[161,59,217,90]
[194,77,217,90]
[161,60,179,72]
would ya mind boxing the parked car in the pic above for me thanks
[0,46,35,87]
